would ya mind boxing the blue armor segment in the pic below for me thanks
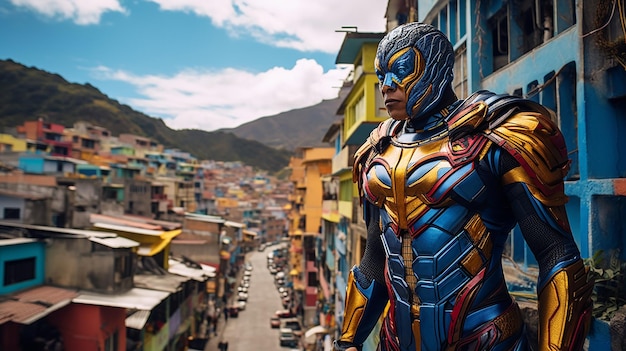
[337,266,388,349]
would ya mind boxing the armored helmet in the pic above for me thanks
[375,22,454,121]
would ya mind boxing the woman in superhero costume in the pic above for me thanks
[334,22,593,351]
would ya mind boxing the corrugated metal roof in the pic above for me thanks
[90,215,163,230]
[89,236,139,248]
[168,258,215,281]
[184,213,225,224]
[73,287,169,310]
[133,273,189,293]
[0,237,37,246]
[0,285,78,325]
[92,222,163,236]
[224,221,245,228]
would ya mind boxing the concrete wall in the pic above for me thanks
[46,237,134,293]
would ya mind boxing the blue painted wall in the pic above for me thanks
[0,240,45,294]
[419,0,626,268]
[417,0,624,346]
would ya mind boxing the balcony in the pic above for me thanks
[332,145,357,175]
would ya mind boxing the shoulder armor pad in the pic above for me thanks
[488,110,569,205]
[446,90,554,139]
[352,118,399,184]
[448,91,568,204]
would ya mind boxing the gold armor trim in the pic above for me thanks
[447,101,488,135]
[492,303,524,342]
[460,215,492,275]
[538,259,593,351]
[339,271,369,342]
[490,111,570,207]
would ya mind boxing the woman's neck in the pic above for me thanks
[399,99,461,143]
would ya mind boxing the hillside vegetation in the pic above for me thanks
[0,59,292,172]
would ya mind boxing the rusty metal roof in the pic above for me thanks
[0,285,78,325]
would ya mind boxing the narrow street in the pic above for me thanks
[205,244,296,351]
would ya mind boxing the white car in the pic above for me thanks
[237,292,249,301]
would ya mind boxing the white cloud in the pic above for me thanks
[11,0,387,131]
[94,59,351,131]
[146,0,387,53]
[12,0,387,52]
[9,0,125,25]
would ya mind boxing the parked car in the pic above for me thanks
[281,296,291,308]
[236,300,246,311]
[227,305,239,318]
[270,315,281,328]
[279,328,299,348]
[274,309,295,318]
[237,292,249,301]
[187,337,208,351]
[280,317,303,336]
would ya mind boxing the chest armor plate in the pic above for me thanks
[364,135,476,233]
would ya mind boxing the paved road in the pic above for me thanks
[205,244,296,351]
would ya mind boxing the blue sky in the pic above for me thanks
[0,0,387,131]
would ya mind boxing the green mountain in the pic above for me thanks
[0,59,291,172]
[220,97,343,150]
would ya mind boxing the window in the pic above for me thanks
[490,10,509,71]
[4,257,36,285]
[307,272,318,286]
[115,254,133,279]
[374,83,386,118]
[104,331,118,351]
[3,208,20,219]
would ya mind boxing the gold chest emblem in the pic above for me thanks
[365,136,454,230]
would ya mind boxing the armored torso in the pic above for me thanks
[360,119,524,351]
[338,92,590,351]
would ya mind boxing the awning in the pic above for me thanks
[73,287,169,310]
[243,230,257,237]
[0,286,78,325]
[304,325,328,343]
[125,310,151,330]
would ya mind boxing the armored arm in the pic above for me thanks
[335,203,389,351]
[494,110,593,351]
